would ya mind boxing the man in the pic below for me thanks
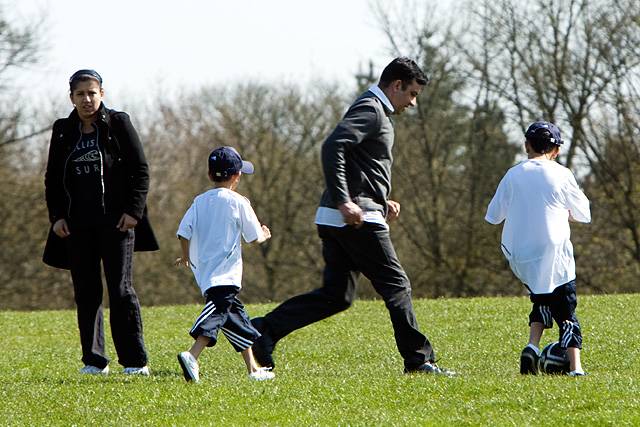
[252,57,454,375]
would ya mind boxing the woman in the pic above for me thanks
[43,69,158,375]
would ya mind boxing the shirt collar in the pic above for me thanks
[368,84,394,113]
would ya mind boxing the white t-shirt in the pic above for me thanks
[177,188,263,295]
[485,159,591,294]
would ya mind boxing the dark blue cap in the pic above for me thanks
[69,69,103,87]
[208,146,254,178]
[525,121,563,145]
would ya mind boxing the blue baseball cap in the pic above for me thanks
[208,146,254,178]
[525,121,564,145]
[69,69,103,89]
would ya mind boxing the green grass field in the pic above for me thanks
[1,294,638,426]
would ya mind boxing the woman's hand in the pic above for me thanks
[53,219,70,238]
[117,213,138,232]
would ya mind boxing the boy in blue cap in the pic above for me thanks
[175,146,274,382]
[485,121,591,376]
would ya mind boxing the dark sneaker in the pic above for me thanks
[405,362,456,377]
[251,317,276,369]
[520,346,539,375]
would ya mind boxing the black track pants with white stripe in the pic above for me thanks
[190,286,260,352]
[529,281,582,349]
[69,227,148,368]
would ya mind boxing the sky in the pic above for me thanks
[9,0,402,108]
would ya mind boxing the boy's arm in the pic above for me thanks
[485,175,510,224]
[565,173,591,223]
[239,197,271,244]
[175,235,192,268]
[255,225,271,243]
[176,201,195,266]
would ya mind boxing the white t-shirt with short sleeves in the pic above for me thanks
[485,159,591,294]
[177,188,263,295]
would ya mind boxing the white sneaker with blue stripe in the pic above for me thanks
[123,366,150,376]
[178,351,200,382]
[249,367,275,381]
[80,365,109,375]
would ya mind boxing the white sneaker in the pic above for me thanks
[177,351,200,382]
[249,367,275,381]
[80,365,109,375]
[568,370,587,377]
[123,366,150,376]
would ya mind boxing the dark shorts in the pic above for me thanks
[189,286,260,352]
[528,280,582,349]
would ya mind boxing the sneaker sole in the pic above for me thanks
[249,375,275,381]
[123,369,150,376]
[177,354,197,382]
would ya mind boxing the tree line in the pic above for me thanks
[1,0,638,310]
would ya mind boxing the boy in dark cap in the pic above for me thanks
[485,121,591,377]
[175,146,274,382]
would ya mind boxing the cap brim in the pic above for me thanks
[241,161,254,174]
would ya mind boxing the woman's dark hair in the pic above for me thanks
[379,57,428,89]
[69,69,103,92]
[526,128,558,154]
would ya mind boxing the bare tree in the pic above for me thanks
[0,5,48,149]
[460,0,640,168]
[575,74,640,292]
[0,7,66,311]
[457,0,640,292]
[369,2,520,297]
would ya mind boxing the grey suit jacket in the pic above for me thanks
[319,91,395,215]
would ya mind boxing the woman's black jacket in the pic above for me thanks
[43,103,159,269]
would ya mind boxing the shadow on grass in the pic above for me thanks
[4,369,184,386]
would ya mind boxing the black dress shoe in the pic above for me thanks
[251,317,276,369]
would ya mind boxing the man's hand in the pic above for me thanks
[387,200,401,222]
[338,201,364,227]
[53,218,70,238]
[117,213,138,232]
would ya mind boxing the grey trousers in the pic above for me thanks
[263,223,435,370]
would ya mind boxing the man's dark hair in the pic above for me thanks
[379,57,428,89]
[526,128,558,154]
